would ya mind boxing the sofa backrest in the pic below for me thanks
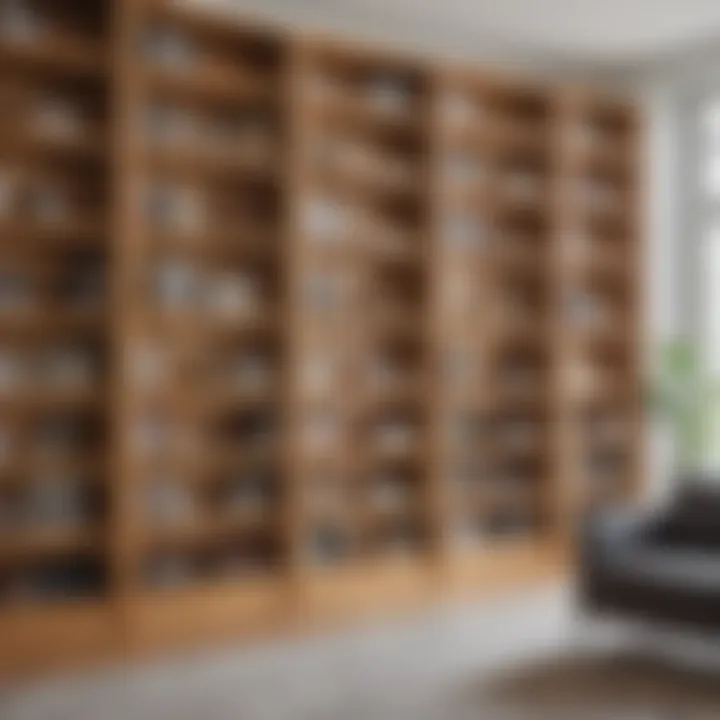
[663,477,720,546]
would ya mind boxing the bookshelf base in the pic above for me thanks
[128,578,293,657]
[0,543,567,682]
[0,601,117,683]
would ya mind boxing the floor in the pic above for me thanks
[3,583,720,719]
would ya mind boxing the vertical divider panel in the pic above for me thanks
[426,68,450,567]
[614,103,645,507]
[549,89,574,546]
[284,35,311,591]
[111,0,147,653]
[628,109,646,505]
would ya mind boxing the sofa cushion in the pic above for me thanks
[608,545,720,593]
[661,479,720,547]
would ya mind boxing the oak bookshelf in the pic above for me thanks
[0,0,115,676]
[0,0,642,679]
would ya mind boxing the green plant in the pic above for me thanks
[649,339,720,469]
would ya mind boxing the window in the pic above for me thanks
[702,100,720,198]
[699,100,720,468]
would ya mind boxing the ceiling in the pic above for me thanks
[325,0,720,62]
[230,0,720,65]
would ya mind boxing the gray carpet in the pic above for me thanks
[2,584,720,719]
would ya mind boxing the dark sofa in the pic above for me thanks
[581,482,720,631]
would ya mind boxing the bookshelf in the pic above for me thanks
[0,0,641,679]
[0,0,115,676]
[554,89,642,520]
[115,0,295,653]
[431,71,559,593]
[291,41,438,622]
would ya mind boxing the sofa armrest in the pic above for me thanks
[579,508,666,580]
[578,510,654,612]
[582,510,656,557]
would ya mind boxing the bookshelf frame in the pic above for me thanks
[0,0,642,680]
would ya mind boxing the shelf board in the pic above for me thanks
[314,165,422,203]
[564,383,640,414]
[361,382,428,411]
[0,526,104,563]
[489,116,550,155]
[141,569,286,601]
[0,307,106,336]
[146,302,280,338]
[150,226,279,261]
[144,67,276,111]
[489,442,548,463]
[563,87,639,133]
[490,245,546,275]
[189,387,281,416]
[194,444,281,477]
[0,35,108,81]
[563,249,629,282]
[310,94,427,138]
[441,123,488,154]
[486,387,550,411]
[0,456,105,483]
[565,324,630,353]
[367,309,425,342]
[364,446,427,469]
[0,387,105,414]
[491,319,549,349]
[130,443,281,482]
[144,515,280,549]
[441,182,490,211]
[0,128,107,166]
[494,192,550,220]
[361,500,423,530]
[0,217,105,250]
[146,145,278,183]
[567,143,632,178]
[363,239,427,267]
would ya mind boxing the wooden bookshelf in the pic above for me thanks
[113,0,294,654]
[553,89,642,522]
[0,0,115,680]
[290,40,438,620]
[0,0,641,679]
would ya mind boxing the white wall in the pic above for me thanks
[188,0,615,80]
[641,82,683,498]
